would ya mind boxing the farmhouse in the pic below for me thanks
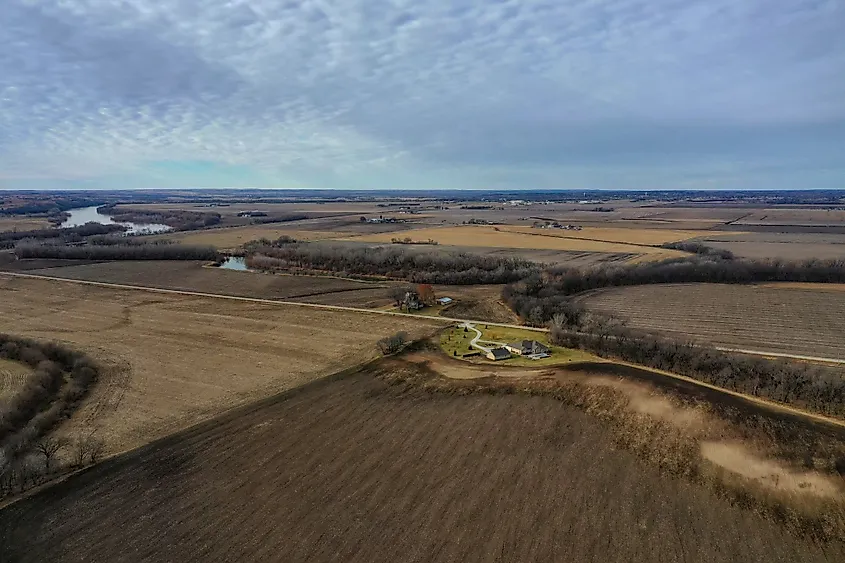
[505,340,550,356]
[486,347,511,361]
[402,291,424,311]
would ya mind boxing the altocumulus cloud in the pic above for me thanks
[0,0,843,190]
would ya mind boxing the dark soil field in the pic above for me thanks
[2,362,845,563]
[579,283,845,360]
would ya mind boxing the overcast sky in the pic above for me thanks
[1,0,843,190]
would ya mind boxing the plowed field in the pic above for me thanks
[2,367,842,562]
[580,283,845,359]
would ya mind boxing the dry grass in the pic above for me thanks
[155,226,355,249]
[350,226,688,261]
[2,360,844,562]
[0,276,440,455]
[500,225,704,245]
[580,283,845,359]
[0,357,31,402]
[0,217,50,232]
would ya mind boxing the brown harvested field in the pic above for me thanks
[350,225,690,261]
[0,358,30,402]
[696,232,845,260]
[499,225,704,245]
[154,225,356,249]
[16,260,396,305]
[0,216,51,232]
[2,361,844,562]
[579,283,845,359]
[0,275,441,454]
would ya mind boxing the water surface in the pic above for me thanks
[218,257,248,271]
[61,206,172,235]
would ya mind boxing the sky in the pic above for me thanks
[0,0,843,191]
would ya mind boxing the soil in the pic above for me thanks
[2,367,844,563]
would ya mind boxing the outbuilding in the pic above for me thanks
[486,348,512,361]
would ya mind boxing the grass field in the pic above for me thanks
[350,226,689,261]
[0,357,31,403]
[439,325,594,366]
[0,217,50,232]
[2,362,843,562]
[0,276,440,454]
[579,283,845,359]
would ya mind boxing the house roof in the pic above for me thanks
[507,340,549,352]
[489,348,511,359]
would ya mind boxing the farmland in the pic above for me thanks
[579,283,845,360]
[351,226,691,262]
[156,225,355,250]
[0,357,31,402]
[15,260,396,305]
[3,361,845,562]
[0,217,50,232]
[0,275,441,455]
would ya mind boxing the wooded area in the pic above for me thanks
[15,243,219,261]
[247,243,539,284]
[0,335,102,497]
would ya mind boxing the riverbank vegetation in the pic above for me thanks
[15,243,219,261]
[97,206,221,231]
[245,242,539,284]
[0,223,126,249]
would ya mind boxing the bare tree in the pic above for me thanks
[377,332,409,355]
[72,432,106,466]
[35,436,68,473]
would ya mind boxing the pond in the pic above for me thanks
[217,256,248,271]
[60,206,173,235]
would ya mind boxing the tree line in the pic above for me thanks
[0,222,126,249]
[246,243,539,284]
[15,242,219,261]
[508,256,845,300]
[0,335,102,497]
[661,240,735,260]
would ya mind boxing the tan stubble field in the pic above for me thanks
[0,275,443,455]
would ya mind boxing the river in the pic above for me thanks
[60,206,173,235]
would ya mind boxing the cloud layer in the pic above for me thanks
[1,0,843,190]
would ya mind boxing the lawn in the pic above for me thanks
[438,325,597,366]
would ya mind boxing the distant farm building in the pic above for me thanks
[237,211,268,218]
[487,348,512,361]
[505,340,551,358]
